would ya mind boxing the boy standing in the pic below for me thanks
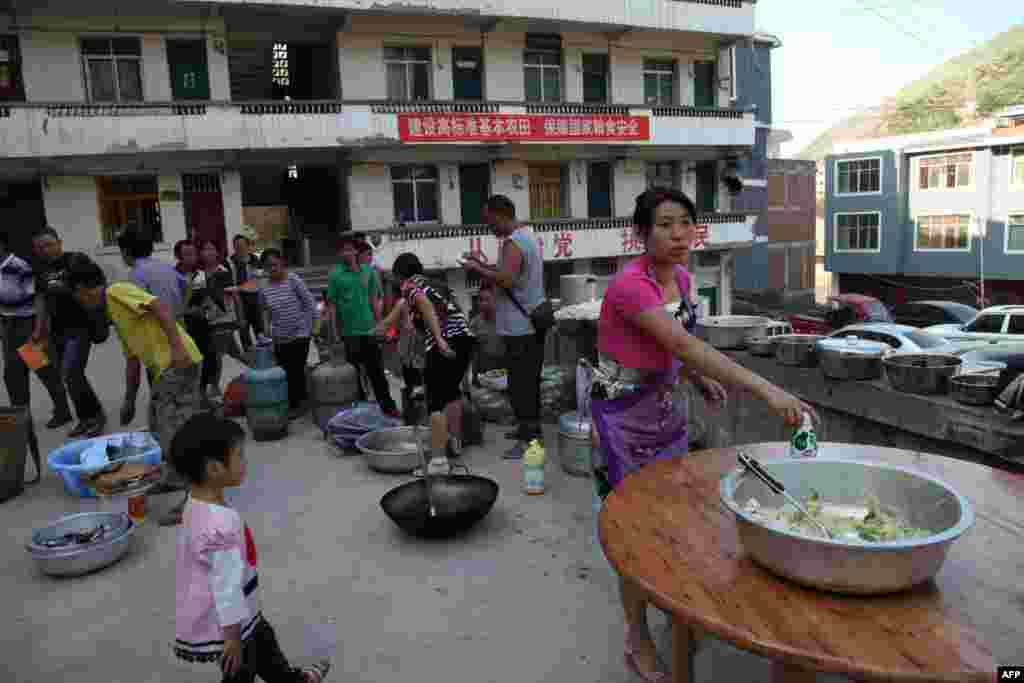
[325,234,397,416]
[67,258,203,526]
[170,414,330,682]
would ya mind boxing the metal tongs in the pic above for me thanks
[737,451,834,539]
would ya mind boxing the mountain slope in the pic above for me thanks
[800,25,1024,160]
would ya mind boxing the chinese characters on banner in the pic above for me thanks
[619,226,711,253]
[398,113,650,142]
[553,232,573,258]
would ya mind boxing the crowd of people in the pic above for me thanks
[0,189,822,681]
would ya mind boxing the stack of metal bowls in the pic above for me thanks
[26,511,135,577]
[817,335,892,381]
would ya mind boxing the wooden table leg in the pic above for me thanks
[770,661,817,683]
[671,616,696,683]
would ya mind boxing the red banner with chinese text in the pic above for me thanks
[620,225,710,254]
[398,113,650,143]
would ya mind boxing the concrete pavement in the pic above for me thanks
[2,339,851,683]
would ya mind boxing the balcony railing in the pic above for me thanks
[0,99,756,159]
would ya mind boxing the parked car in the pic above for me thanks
[828,323,957,355]
[788,294,892,336]
[924,305,1024,345]
[890,301,979,328]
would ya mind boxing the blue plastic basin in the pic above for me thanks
[47,433,161,498]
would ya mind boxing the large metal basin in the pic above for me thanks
[26,512,135,577]
[356,427,428,474]
[697,316,772,350]
[884,353,962,395]
[719,457,974,595]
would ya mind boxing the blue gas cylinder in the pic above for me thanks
[244,342,289,439]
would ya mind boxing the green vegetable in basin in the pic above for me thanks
[744,493,932,543]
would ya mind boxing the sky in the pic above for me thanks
[757,0,1024,157]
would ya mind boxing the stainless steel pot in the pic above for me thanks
[883,353,962,395]
[560,275,600,307]
[697,316,772,350]
[557,411,592,478]
[720,457,975,595]
[747,336,778,357]
[26,512,135,577]
[950,374,1001,406]
[774,334,824,367]
[356,427,428,474]
[817,336,891,381]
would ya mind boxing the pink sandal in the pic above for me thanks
[624,625,669,683]
[302,659,331,683]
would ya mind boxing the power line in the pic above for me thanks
[849,0,949,57]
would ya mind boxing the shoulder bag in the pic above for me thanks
[502,287,555,337]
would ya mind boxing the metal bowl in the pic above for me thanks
[356,427,429,474]
[720,457,974,595]
[746,336,778,357]
[774,334,824,367]
[884,353,962,395]
[26,512,135,577]
[697,316,772,350]
[950,374,1001,406]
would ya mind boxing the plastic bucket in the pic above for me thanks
[0,407,32,503]
[47,433,161,498]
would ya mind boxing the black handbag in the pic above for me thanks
[502,287,555,336]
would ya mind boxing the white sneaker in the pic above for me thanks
[427,457,450,476]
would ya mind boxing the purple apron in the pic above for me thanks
[590,267,696,498]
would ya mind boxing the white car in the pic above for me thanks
[925,305,1024,346]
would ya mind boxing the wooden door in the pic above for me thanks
[528,163,564,220]
[183,174,227,256]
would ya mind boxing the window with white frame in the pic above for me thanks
[642,59,676,106]
[524,50,562,102]
[915,214,971,251]
[392,165,439,224]
[917,153,973,190]
[384,46,431,102]
[1007,214,1024,253]
[834,212,880,252]
[81,37,143,102]
[1012,150,1024,188]
[835,158,881,195]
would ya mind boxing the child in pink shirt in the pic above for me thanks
[171,414,330,683]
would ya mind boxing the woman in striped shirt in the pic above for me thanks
[257,249,316,419]
[377,253,475,474]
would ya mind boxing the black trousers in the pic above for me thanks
[0,316,70,416]
[237,293,264,351]
[343,335,397,414]
[502,332,546,440]
[221,618,306,683]
[51,331,103,421]
[273,337,310,410]
[186,316,219,391]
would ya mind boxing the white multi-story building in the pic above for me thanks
[0,0,778,315]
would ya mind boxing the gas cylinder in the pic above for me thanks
[244,341,289,440]
[310,344,361,434]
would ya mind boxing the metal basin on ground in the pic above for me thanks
[950,374,1001,406]
[26,512,135,577]
[719,457,974,595]
[381,473,499,539]
[356,427,427,474]
[774,334,824,367]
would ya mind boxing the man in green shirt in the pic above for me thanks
[325,234,398,416]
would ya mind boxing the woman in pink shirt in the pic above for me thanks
[592,189,816,682]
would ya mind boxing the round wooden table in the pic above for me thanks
[598,443,1021,683]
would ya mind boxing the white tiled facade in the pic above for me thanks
[0,0,769,312]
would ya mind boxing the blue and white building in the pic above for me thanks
[823,106,1024,306]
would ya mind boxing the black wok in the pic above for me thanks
[380,472,499,539]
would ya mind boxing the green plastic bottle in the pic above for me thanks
[788,412,818,458]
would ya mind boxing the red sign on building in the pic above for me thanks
[553,231,574,258]
[691,225,710,251]
[398,113,650,143]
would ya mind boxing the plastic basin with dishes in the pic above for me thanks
[47,433,161,498]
